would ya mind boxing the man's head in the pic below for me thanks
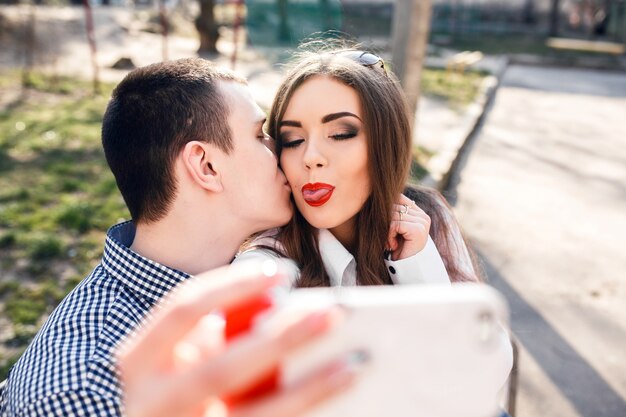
[102,58,239,223]
[102,58,292,232]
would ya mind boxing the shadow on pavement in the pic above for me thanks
[479,252,626,416]
[501,66,626,98]
[442,64,626,417]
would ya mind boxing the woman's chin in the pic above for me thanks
[300,215,338,231]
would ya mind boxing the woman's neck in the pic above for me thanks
[329,217,357,254]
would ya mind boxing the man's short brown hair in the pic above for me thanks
[102,58,246,223]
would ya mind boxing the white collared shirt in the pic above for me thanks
[236,229,451,287]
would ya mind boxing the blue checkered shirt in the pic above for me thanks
[0,222,190,416]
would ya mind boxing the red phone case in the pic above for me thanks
[222,293,280,404]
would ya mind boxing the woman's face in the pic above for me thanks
[278,76,371,238]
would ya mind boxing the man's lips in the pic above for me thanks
[301,183,335,207]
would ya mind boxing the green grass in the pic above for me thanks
[3,279,66,326]
[421,67,487,108]
[0,352,23,380]
[0,70,129,378]
[409,145,436,184]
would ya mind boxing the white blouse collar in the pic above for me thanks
[317,229,355,287]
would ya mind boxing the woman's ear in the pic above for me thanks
[181,141,224,193]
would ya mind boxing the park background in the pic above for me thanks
[0,0,625,416]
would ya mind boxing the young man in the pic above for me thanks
[0,58,336,416]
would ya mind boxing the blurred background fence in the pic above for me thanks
[235,0,626,46]
[2,0,624,54]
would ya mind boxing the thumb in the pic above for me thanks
[387,226,399,252]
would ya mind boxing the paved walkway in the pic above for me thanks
[448,65,626,417]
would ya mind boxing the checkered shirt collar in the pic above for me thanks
[102,221,190,306]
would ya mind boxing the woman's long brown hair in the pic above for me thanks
[403,185,483,282]
[266,46,481,285]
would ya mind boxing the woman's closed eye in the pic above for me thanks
[330,130,358,140]
[280,130,359,148]
[279,131,304,149]
[281,138,304,149]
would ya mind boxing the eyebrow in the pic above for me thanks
[279,112,362,129]
[254,117,267,127]
[321,112,362,123]
[279,120,301,128]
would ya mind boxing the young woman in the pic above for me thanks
[236,47,479,288]
[234,46,512,410]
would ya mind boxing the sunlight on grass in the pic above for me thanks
[0,71,129,378]
[421,67,487,108]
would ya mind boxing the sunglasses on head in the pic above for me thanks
[336,50,387,75]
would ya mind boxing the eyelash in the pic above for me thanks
[280,130,358,149]
[281,139,303,149]
[331,131,357,140]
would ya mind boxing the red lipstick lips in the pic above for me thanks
[302,183,335,207]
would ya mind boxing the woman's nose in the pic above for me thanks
[303,139,327,169]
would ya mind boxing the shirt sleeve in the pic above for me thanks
[384,236,451,285]
[15,389,121,417]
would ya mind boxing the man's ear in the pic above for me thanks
[181,141,224,192]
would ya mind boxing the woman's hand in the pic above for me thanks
[118,261,359,417]
[387,194,431,261]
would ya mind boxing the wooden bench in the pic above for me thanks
[447,50,484,74]
[546,37,625,55]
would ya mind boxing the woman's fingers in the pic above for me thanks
[387,219,429,254]
[395,193,421,209]
[164,307,345,416]
[387,200,431,259]
[119,261,284,385]
[231,355,364,417]
[119,261,354,417]
[173,313,226,370]
[392,203,427,218]
[388,212,430,240]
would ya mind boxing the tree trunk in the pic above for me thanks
[277,0,291,43]
[549,0,560,37]
[196,0,219,53]
[391,0,433,127]
[523,0,536,24]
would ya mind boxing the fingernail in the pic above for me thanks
[327,349,370,388]
[345,349,370,366]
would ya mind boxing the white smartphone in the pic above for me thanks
[272,284,510,417]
